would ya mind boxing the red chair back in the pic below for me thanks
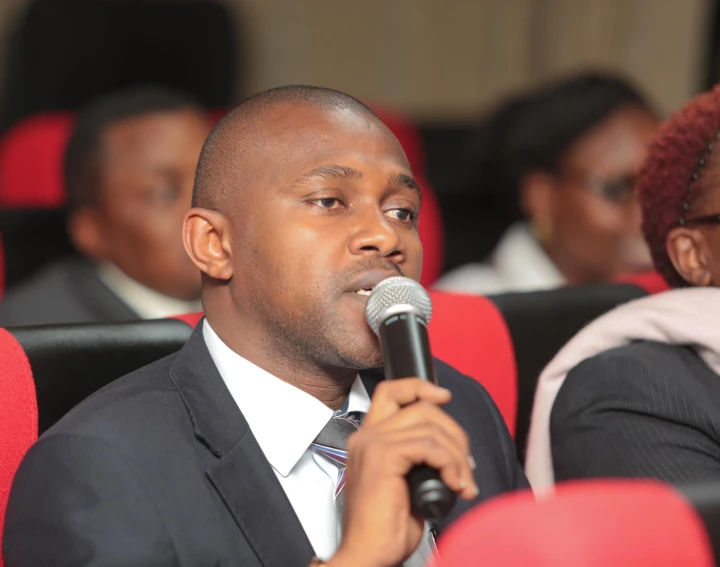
[0,330,38,567]
[0,113,74,208]
[438,480,715,567]
[428,291,516,436]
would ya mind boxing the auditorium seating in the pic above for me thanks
[0,208,75,292]
[0,113,73,208]
[428,291,517,436]
[488,283,648,461]
[437,480,718,566]
[0,319,194,557]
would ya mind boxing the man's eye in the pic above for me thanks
[149,184,179,204]
[311,198,343,209]
[386,208,416,222]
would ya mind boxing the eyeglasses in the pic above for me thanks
[681,213,720,227]
[561,168,638,204]
[584,174,637,204]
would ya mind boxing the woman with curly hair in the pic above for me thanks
[525,84,720,492]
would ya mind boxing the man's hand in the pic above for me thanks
[326,378,478,567]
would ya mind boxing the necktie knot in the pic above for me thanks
[311,411,364,520]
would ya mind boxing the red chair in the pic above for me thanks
[0,232,5,300]
[0,113,74,208]
[428,291,516,436]
[0,320,194,561]
[615,271,671,294]
[0,330,37,567]
[437,480,715,567]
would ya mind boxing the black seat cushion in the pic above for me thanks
[7,319,193,433]
[488,283,649,462]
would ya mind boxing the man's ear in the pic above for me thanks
[67,207,109,262]
[183,208,233,281]
[666,226,712,286]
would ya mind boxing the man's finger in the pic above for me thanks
[364,378,451,425]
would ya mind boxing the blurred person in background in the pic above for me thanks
[526,83,720,491]
[0,86,210,325]
[436,72,659,294]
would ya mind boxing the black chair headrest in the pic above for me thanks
[6,319,193,433]
[488,283,649,462]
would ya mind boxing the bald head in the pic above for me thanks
[192,85,379,210]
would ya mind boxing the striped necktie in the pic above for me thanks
[311,411,363,522]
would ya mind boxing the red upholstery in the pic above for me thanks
[428,291,516,436]
[171,312,204,328]
[415,173,444,290]
[0,113,74,208]
[0,232,5,300]
[0,330,38,566]
[438,480,714,567]
[615,271,671,294]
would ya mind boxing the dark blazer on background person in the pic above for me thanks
[3,323,529,567]
[0,257,138,326]
[551,340,720,484]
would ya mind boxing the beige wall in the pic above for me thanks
[234,0,711,119]
[0,0,711,120]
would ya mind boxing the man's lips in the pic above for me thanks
[346,269,399,297]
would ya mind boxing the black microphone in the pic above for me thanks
[365,276,457,521]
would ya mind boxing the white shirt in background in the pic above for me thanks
[435,222,565,295]
[98,262,202,319]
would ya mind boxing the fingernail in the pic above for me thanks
[468,455,476,470]
[473,483,480,498]
[459,479,467,489]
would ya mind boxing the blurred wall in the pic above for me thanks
[0,0,711,119]
[234,0,711,119]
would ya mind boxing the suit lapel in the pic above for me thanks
[169,326,315,567]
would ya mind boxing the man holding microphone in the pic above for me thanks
[4,86,528,567]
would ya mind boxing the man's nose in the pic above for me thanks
[348,207,405,262]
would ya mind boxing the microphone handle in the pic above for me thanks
[379,311,458,522]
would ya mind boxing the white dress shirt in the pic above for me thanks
[435,222,566,295]
[203,321,435,565]
[98,262,202,319]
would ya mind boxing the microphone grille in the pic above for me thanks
[364,276,433,335]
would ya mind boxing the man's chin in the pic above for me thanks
[332,338,383,371]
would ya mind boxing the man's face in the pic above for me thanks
[228,105,423,370]
[93,109,210,299]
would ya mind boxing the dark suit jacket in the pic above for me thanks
[4,325,529,567]
[0,257,138,326]
[551,340,720,484]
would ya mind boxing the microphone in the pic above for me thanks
[365,276,457,521]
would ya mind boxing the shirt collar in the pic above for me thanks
[97,262,202,319]
[202,320,371,477]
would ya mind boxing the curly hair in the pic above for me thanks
[638,84,720,288]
